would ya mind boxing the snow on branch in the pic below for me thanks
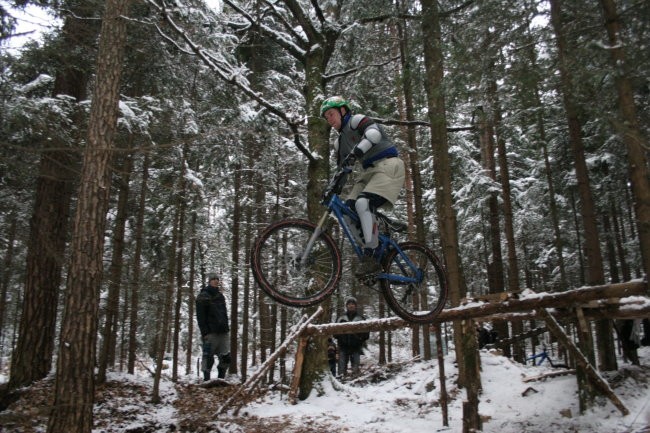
[146,0,315,162]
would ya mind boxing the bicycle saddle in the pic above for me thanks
[376,211,408,233]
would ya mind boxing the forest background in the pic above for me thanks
[0,0,649,432]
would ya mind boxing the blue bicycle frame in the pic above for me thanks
[527,350,551,366]
[309,171,424,286]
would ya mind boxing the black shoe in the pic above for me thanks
[217,367,226,379]
[203,371,210,381]
[355,255,382,277]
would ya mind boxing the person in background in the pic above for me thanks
[320,96,406,276]
[477,322,490,349]
[195,274,231,381]
[334,297,370,376]
[327,337,338,376]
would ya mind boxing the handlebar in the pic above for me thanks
[321,165,352,203]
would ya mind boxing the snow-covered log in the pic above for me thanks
[303,279,649,336]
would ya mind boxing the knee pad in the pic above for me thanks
[355,196,378,248]
[355,196,370,215]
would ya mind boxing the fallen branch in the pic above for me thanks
[216,306,324,415]
[523,369,576,383]
[538,308,629,416]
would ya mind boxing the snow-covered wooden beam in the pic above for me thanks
[302,280,649,335]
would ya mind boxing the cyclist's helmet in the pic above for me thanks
[320,96,351,117]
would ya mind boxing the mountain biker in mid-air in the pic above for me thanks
[320,96,406,276]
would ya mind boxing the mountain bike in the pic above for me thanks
[250,163,448,324]
[526,345,569,368]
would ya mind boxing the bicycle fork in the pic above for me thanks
[299,211,330,265]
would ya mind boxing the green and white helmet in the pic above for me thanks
[320,96,350,117]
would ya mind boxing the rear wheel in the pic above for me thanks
[380,242,448,323]
[251,219,342,307]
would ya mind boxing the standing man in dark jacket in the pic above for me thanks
[196,274,230,381]
[334,297,370,376]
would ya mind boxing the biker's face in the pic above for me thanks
[324,107,343,130]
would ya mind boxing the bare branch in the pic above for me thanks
[324,55,400,80]
[223,0,306,59]
[440,0,476,18]
[147,0,315,162]
[309,0,326,24]
[262,0,308,49]
[281,0,320,43]
[373,116,474,132]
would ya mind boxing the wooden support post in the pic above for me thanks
[537,308,629,415]
[216,307,323,415]
[433,325,449,427]
[460,319,481,433]
[288,336,309,404]
[574,306,597,411]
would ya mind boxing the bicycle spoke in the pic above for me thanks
[252,219,341,307]
[380,242,447,324]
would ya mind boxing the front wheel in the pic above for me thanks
[380,242,448,324]
[251,219,342,307]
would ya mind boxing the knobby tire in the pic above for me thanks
[251,219,342,307]
[380,241,448,324]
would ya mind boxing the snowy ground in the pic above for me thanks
[242,345,650,433]
[0,345,649,432]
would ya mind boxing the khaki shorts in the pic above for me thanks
[348,157,405,209]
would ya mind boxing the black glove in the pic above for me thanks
[352,146,364,158]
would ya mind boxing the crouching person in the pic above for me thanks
[196,274,230,381]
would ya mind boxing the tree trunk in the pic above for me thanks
[611,200,631,281]
[298,38,335,401]
[549,0,605,287]
[476,106,509,357]
[241,150,255,380]
[395,10,432,360]
[0,216,17,344]
[47,1,130,431]
[172,146,187,382]
[229,161,242,375]
[421,0,475,407]
[128,152,149,374]
[599,0,650,291]
[98,144,134,383]
[152,196,180,402]
[520,17,568,290]
[8,1,98,389]
[494,94,525,363]
[185,210,197,376]
[549,0,612,381]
